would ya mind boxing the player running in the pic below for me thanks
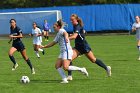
[8,19,35,74]
[29,22,45,58]
[42,19,88,83]
[132,16,140,60]
[67,14,111,80]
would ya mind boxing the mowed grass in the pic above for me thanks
[0,35,140,93]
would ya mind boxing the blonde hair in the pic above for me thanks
[71,14,84,27]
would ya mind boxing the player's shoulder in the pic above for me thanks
[16,26,22,32]
[59,28,66,33]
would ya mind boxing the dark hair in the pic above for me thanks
[10,19,16,23]
[71,14,84,27]
[55,19,64,28]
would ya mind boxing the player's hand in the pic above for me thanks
[8,41,11,44]
[29,34,32,36]
[65,37,69,43]
[9,35,13,38]
[40,45,45,48]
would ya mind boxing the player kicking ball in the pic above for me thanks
[41,19,88,83]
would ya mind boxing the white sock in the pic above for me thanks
[68,66,82,71]
[57,68,67,79]
[38,48,43,52]
[35,51,40,57]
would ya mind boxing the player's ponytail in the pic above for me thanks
[71,14,84,27]
[56,19,64,28]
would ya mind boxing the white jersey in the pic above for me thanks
[132,22,140,40]
[32,27,42,45]
[53,28,72,52]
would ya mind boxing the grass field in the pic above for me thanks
[0,35,140,93]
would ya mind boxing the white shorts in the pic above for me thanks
[33,40,41,45]
[58,50,73,60]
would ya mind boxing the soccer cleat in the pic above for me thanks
[12,63,18,71]
[81,67,89,77]
[67,76,73,81]
[31,68,35,74]
[42,50,45,55]
[106,66,111,77]
[138,56,140,60]
[61,78,68,84]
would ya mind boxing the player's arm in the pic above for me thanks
[9,33,23,38]
[132,28,136,32]
[8,38,12,44]
[69,33,78,40]
[132,24,137,32]
[63,31,69,43]
[42,41,57,48]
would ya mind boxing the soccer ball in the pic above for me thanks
[20,76,30,83]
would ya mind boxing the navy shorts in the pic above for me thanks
[75,43,91,55]
[44,30,49,32]
[12,41,25,52]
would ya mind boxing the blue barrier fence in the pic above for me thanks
[0,4,140,34]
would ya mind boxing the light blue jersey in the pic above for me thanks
[132,22,140,40]
[53,28,72,52]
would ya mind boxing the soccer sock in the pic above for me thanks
[68,62,72,76]
[38,48,43,52]
[44,36,46,39]
[68,66,82,71]
[57,68,67,79]
[26,59,33,69]
[95,59,107,70]
[47,36,49,40]
[35,51,40,57]
[9,55,16,65]
[137,46,140,56]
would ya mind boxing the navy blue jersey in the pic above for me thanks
[73,24,85,45]
[73,24,91,54]
[10,26,22,42]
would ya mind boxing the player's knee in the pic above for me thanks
[63,66,68,71]
[55,64,60,69]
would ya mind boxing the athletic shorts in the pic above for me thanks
[75,43,91,55]
[12,41,25,52]
[33,40,41,45]
[44,30,49,32]
[58,50,73,60]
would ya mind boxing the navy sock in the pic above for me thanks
[26,59,33,69]
[95,59,107,70]
[44,36,46,39]
[68,62,72,76]
[47,36,49,40]
[9,55,16,65]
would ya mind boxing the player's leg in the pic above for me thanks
[137,40,140,60]
[85,51,111,76]
[55,58,68,83]
[44,31,47,41]
[34,44,40,58]
[8,47,18,70]
[46,31,49,41]
[20,49,35,74]
[63,59,88,77]
[38,44,45,55]
[67,48,80,80]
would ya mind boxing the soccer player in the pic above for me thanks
[42,19,88,83]
[30,22,45,58]
[43,20,50,41]
[132,16,140,60]
[67,14,111,80]
[8,19,35,74]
